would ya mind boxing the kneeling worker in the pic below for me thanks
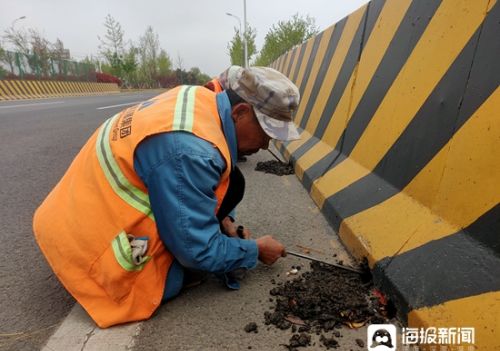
[33,66,301,328]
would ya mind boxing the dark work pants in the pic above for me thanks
[216,166,246,223]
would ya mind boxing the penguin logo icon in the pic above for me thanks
[367,324,397,350]
[371,329,394,348]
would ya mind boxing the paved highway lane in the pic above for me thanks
[0,92,161,351]
[1,91,375,351]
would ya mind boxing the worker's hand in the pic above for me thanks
[221,217,251,239]
[256,235,286,265]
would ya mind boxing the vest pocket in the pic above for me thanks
[89,231,150,303]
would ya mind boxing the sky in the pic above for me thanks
[1,0,369,77]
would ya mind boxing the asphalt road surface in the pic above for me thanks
[0,92,375,351]
[0,92,161,351]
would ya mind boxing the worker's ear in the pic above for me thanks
[231,103,252,122]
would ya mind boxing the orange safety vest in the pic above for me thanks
[33,86,232,328]
[205,78,224,93]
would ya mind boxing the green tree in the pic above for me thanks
[51,38,69,60]
[157,49,172,76]
[254,14,319,66]
[175,53,184,84]
[3,26,30,77]
[3,27,30,55]
[197,71,211,85]
[3,27,55,78]
[121,45,139,87]
[187,67,211,85]
[28,29,51,77]
[51,39,70,77]
[80,55,98,68]
[98,14,125,77]
[138,26,160,87]
[227,26,257,67]
[0,45,6,78]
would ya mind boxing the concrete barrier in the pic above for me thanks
[0,80,120,100]
[270,0,499,349]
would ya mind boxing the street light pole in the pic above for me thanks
[226,12,242,39]
[226,12,244,67]
[11,16,26,29]
[243,0,248,68]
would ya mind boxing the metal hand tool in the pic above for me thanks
[286,250,363,274]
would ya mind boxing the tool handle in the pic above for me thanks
[236,225,245,239]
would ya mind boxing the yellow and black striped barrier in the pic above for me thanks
[0,80,120,100]
[270,0,499,349]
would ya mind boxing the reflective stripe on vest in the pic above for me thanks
[173,86,197,131]
[96,114,155,220]
[95,86,200,220]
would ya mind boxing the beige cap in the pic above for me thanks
[219,66,301,141]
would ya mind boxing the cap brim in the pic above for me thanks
[255,110,300,141]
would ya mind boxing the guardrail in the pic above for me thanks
[270,0,499,349]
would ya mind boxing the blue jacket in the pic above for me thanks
[133,91,258,300]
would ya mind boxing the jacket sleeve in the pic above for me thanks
[134,132,258,273]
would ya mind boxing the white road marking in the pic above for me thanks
[42,304,141,351]
[0,101,64,109]
[96,101,142,110]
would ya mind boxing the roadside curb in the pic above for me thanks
[42,304,140,351]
